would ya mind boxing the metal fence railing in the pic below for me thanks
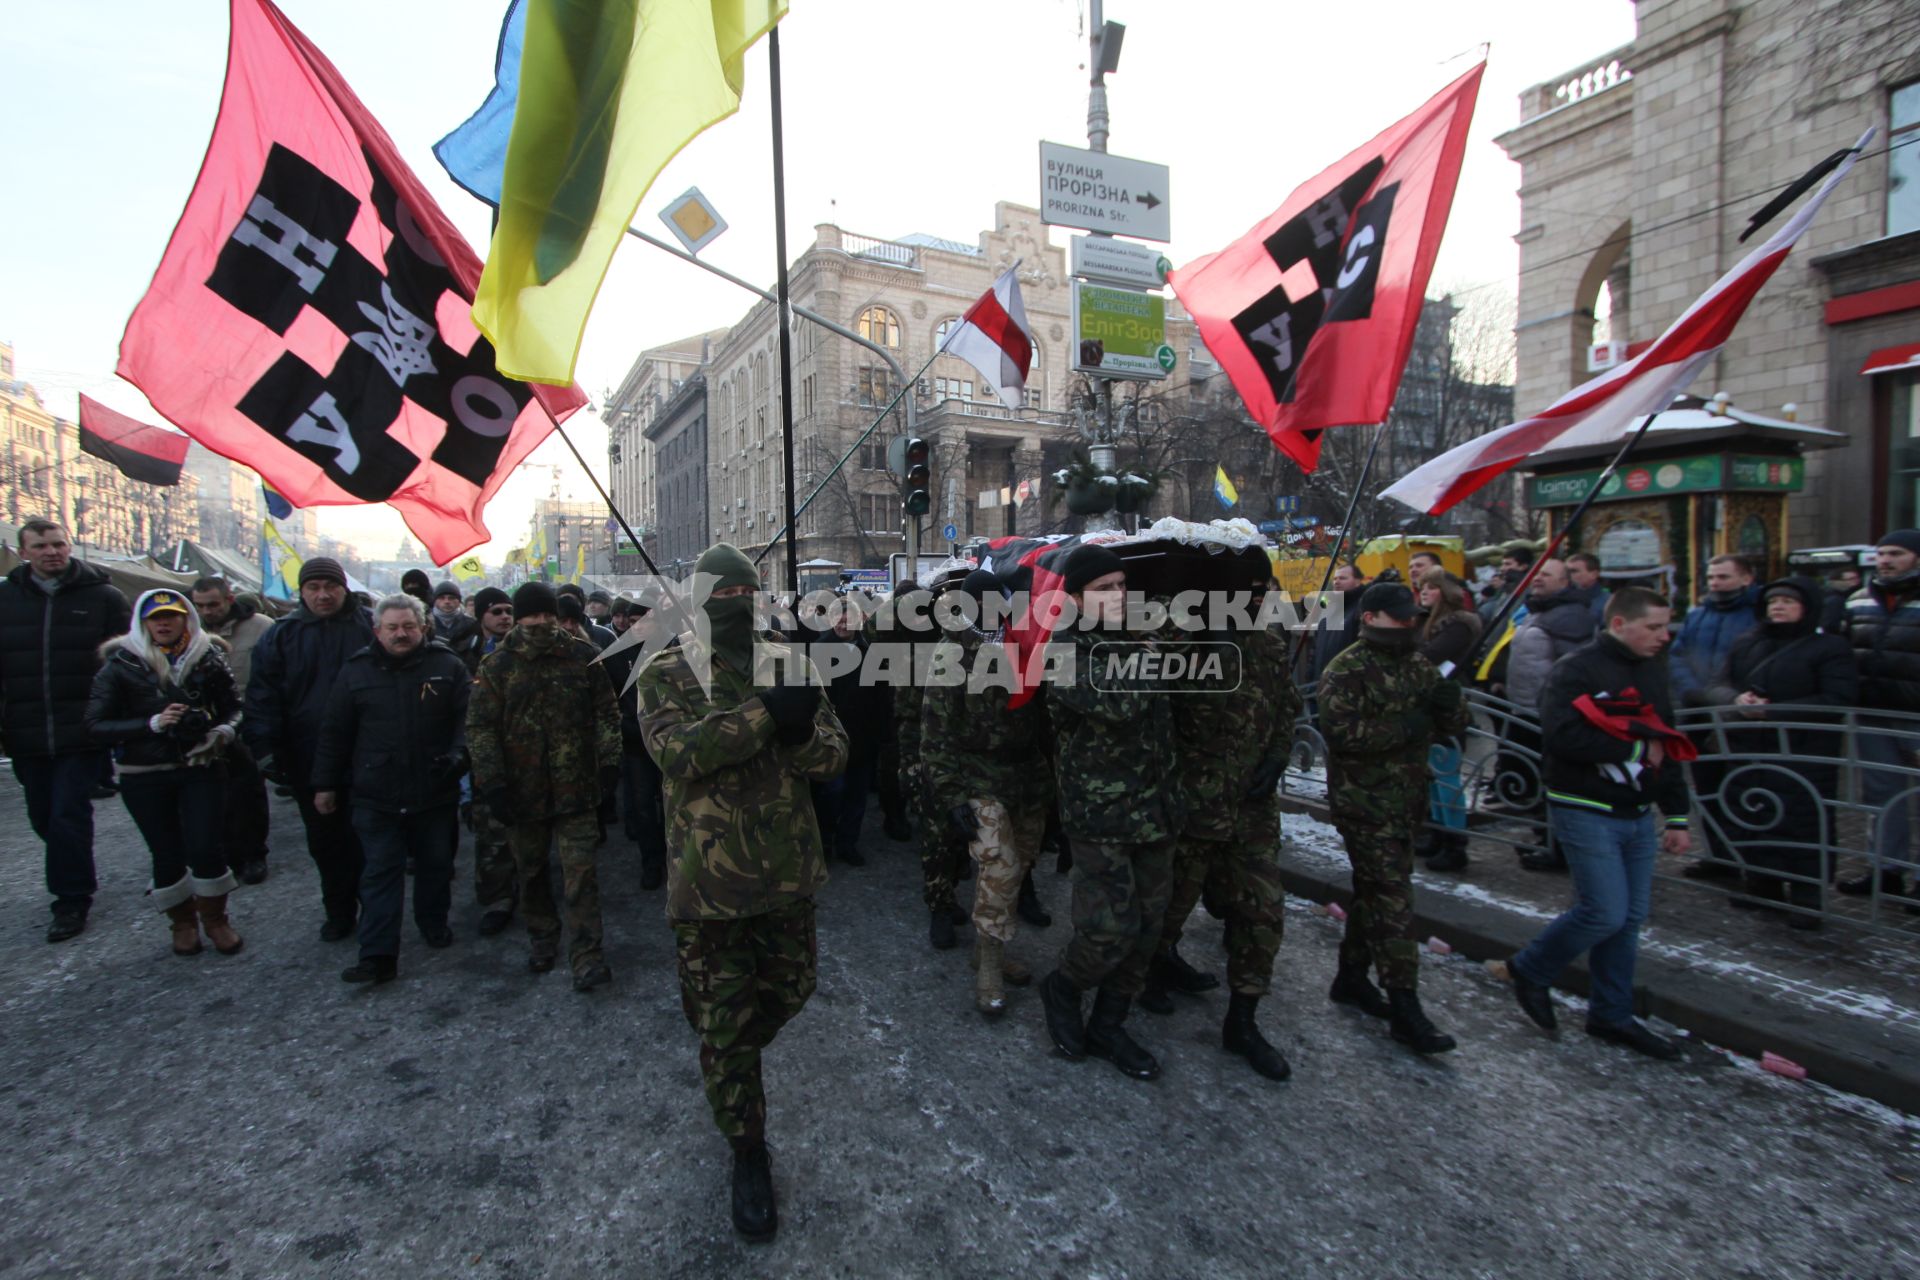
[1286,684,1920,938]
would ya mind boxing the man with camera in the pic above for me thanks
[311,594,471,985]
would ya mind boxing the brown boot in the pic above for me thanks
[194,895,244,955]
[165,901,202,956]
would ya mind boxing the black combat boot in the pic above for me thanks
[1425,831,1470,873]
[341,956,398,985]
[1388,988,1457,1055]
[1222,992,1292,1081]
[1836,868,1902,897]
[1136,978,1175,1015]
[1150,946,1220,994]
[1327,963,1392,1019]
[730,1142,778,1241]
[1016,871,1052,928]
[1083,989,1161,1080]
[1039,970,1087,1060]
[929,906,957,951]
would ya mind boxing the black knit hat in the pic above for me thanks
[298,556,347,588]
[557,594,585,624]
[1062,544,1126,594]
[432,579,462,601]
[471,586,510,616]
[512,581,559,620]
[400,568,433,600]
[1877,529,1920,555]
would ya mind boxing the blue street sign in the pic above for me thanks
[941,523,959,542]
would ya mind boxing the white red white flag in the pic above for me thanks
[1382,129,1872,516]
[942,268,1033,410]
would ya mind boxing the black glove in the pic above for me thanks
[429,750,469,788]
[1428,679,1464,718]
[1401,710,1434,744]
[1243,754,1287,802]
[760,683,821,746]
[948,804,981,838]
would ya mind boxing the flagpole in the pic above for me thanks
[1461,407,1669,675]
[768,27,801,598]
[1293,421,1389,667]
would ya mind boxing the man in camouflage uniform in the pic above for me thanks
[1139,581,1302,1080]
[1037,545,1185,1081]
[922,570,1056,1015]
[465,586,518,935]
[889,581,971,950]
[637,543,849,1243]
[1319,580,1467,1055]
[466,581,621,992]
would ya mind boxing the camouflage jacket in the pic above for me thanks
[637,637,849,921]
[467,623,619,821]
[1049,626,1184,844]
[1319,630,1467,830]
[1173,627,1302,842]
[921,626,1055,815]
[893,678,925,764]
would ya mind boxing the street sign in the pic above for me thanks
[1014,479,1032,505]
[1071,281,1174,380]
[941,522,959,543]
[1039,141,1170,241]
[886,434,908,477]
[1071,236,1172,289]
[658,187,728,255]
[1274,494,1300,513]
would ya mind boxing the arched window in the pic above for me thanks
[933,317,960,349]
[857,306,901,350]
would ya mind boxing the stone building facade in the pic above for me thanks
[1497,0,1920,547]
[605,331,725,543]
[686,202,1208,590]
[643,372,708,578]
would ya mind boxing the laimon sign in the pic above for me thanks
[1072,281,1175,381]
[1527,453,1805,507]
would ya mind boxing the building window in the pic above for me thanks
[1893,81,1920,236]
[857,306,901,350]
[861,491,899,534]
[801,373,816,418]
[934,317,960,349]
[933,377,974,403]
[1885,373,1920,531]
[858,366,893,406]
[859,441,888,470]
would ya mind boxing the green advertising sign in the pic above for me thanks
[1071,281,1174,381]
[1529,454,1725,507]
[1729,455,1804,491]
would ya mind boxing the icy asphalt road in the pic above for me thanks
[1,788,1915,1279]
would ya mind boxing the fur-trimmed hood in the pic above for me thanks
[99,589,228,683]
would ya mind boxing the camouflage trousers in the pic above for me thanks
[1156,829,1286,996]
[509,811,603,974]
[1060,838,1175,998]
[908,759,968,913]
[1334,822,1420,991]
[672,897,818,1151]
[470,801,517,913]
[967,798,1047,943]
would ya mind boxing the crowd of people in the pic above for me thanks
[5,511,1919,1239]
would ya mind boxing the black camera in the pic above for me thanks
[167,706,213,746]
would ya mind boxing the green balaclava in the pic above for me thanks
[696,542,760,670]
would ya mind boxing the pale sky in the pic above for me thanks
[0,0,1636,562]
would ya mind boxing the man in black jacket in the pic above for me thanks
[1,518,131,940]
[1507,587,1693,1060]
[1839,530,1920,900]
[312,594,470,984]
[242,556,373,940]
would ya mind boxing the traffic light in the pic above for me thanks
[902,437,930,518]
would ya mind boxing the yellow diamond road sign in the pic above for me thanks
[659,187,728,255]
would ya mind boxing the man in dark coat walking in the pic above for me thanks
[1,518,131,940]
[242,556,373,940]
[312,593,471,984]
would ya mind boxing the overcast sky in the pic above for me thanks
[0,0,1635,562]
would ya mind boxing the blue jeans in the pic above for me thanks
[1511,805,1657,1027]
[351,806,455,961]
[1858,726,1920,874]
[11,751,106,910]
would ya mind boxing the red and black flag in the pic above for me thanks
[1168,64,1482,472]
[116,0,585,563]
[77,395,190,487]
